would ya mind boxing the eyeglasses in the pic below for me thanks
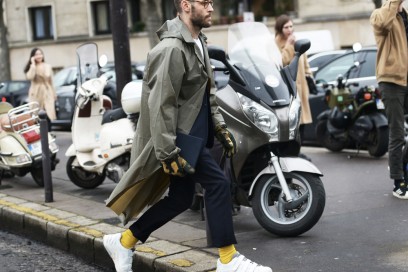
[189,0,214,9]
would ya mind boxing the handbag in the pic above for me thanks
[306,75,318,95]
[176,132,204,168]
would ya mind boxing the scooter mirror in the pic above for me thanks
[208,45,227,63]
[352,42,362,53]
[294,39,311,55]
[99,55,108,68]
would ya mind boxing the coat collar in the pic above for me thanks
[157,17,208,67]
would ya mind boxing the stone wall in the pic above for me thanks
[5,0,379,80]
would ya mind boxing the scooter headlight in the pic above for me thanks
[289,96,301,138]
[238,93,278,138]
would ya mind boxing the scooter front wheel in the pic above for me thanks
[66,156,105,189]
[252,172,325,237]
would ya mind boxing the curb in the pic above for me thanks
[0,193,218,271]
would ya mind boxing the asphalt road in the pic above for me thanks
[1,131,408,272]
[0,229,106,271]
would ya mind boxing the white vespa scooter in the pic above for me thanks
[0,101,59,186]
[65,43,142,189]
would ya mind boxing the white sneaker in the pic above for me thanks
[103,233,133,272]
[216,252,272,272]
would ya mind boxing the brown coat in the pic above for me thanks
[105,17,225,225]
[275,36,313,125]
[26,62,57,120]
[370,0,408,86]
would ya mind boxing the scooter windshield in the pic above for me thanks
[228,22,290,106]
[76,43,99,86]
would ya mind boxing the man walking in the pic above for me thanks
[103,0,273,271]
[371,0,408,199]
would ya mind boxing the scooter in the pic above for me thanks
[200,22,326,237]
[315,52,389,157]
[0,101,59,186]
[65,43,141,189]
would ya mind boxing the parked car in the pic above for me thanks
[0,80,30,107]
[52,61,144,129]
[308,49,348,75]
[302,47,378,145]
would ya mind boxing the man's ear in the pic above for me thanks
[181,0,190,13]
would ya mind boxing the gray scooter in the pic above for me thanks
[196,22,326,237]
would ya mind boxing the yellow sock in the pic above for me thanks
[218,244,237,264]
[120,229,138,249]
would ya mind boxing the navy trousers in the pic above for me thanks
[129,147,237,247]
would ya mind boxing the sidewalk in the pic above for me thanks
[0,187,218,272]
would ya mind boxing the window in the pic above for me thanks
[92,1,111,35]
[358,51,376,78]
[315,53,356,83]
[129,0,145,32]
[29,6,54,40]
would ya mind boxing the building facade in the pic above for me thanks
[5,0,378,80]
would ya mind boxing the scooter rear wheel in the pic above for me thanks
[316,120,348,152]
[66,156,105,189]
[367,126,388,157]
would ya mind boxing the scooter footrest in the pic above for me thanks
[83,161,96,166]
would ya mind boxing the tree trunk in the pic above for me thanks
[141,0,162,48]
[0,0,11,81]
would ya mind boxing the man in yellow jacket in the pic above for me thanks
[371,0,408,199]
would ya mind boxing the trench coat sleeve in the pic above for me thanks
[304,54,312,77]
[47,65,57,99]
[26,64,36,81]
[281,43,295,66]
[147,46,185,161]
[370,0,400,36]
[209,83,225,127]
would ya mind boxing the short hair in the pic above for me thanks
[274,14,291,37]
[174,0,182,13]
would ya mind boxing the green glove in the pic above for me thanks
[215,124,237,158]
[161,154,195,177]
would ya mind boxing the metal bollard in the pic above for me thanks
[39,110,53,202]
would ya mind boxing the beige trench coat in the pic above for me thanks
[26,62,57,120]
[106,17,225,225]
[276,36,313,125]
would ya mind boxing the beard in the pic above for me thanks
[190,5,212,28]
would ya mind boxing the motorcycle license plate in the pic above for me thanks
[28,141,42,156]
[376,99,385,110]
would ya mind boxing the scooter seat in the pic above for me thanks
[102,107,127,125]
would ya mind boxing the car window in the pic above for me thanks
[66,69,78,85]
[315,53,355,82]
[54,68,74,87]
[309,54,340,69]
[357,51,376,78]
[8,82,29,93]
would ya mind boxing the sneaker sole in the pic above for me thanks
[392,192,408,199]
